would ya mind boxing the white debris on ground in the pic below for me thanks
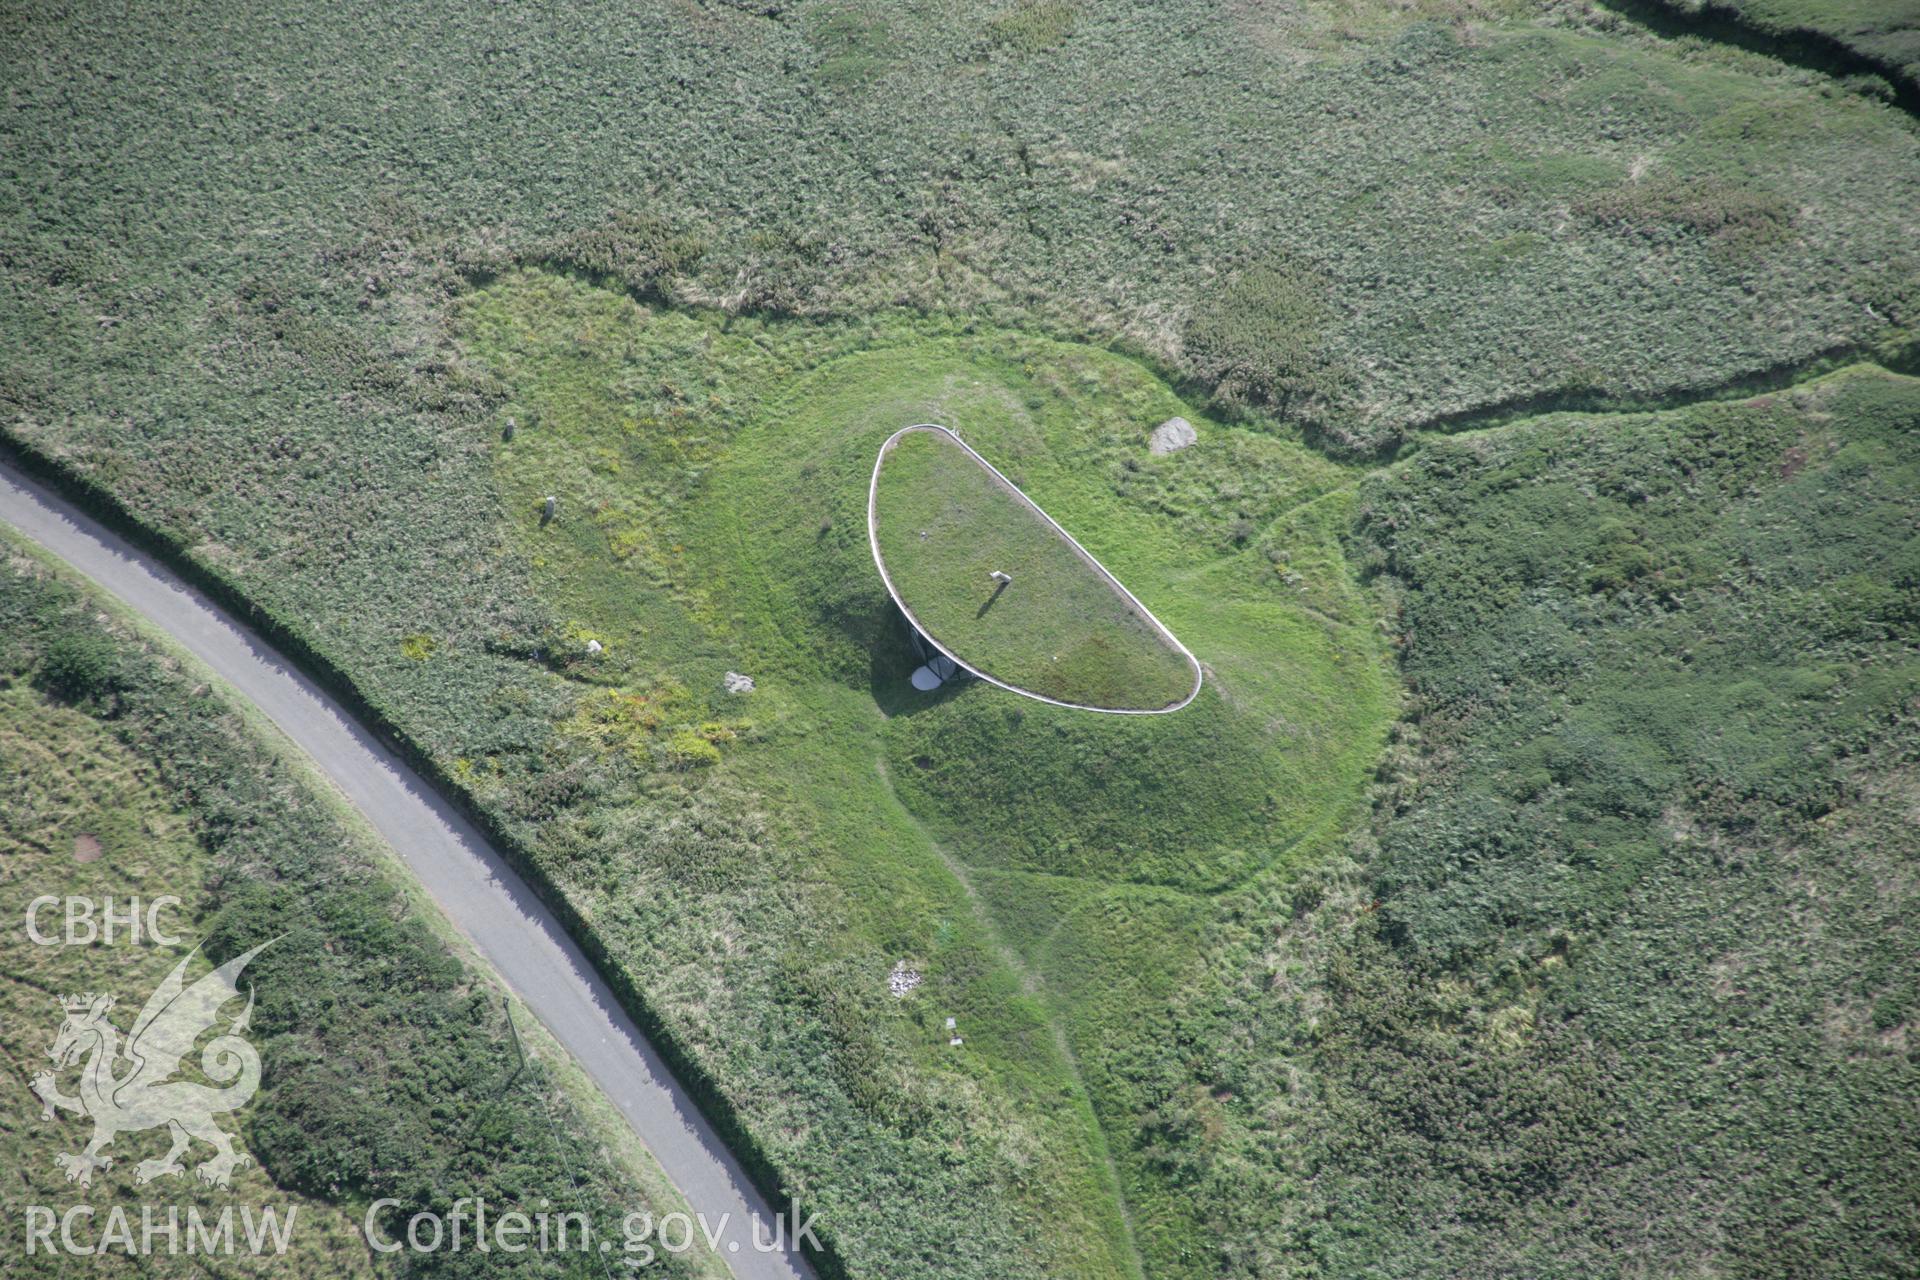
[585,639,603,655]
[950,1036,964,1047]
[944,1017,956,1030]
[888,960,922,998]
[946,1015,962,1046]
[1149,416,1197,455]
[723,671,755,694]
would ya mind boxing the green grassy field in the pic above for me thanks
[871,427,1197,709]
[1,0,1916,1276]
[0,543,715,1280]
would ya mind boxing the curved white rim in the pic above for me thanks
[867,424,1203,715]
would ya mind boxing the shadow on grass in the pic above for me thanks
[867,606,970,720]
[975,580,1009,618]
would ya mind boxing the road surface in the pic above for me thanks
[0,457,814,1280]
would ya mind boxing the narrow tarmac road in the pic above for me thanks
[0,458,814,1280]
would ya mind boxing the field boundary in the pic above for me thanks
[1596,0,1920,117]
[867,424,1203,715]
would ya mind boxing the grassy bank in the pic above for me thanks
[1611,0,1920,105]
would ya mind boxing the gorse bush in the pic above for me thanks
[987,0,1079,52]
[36,631,121,705]
[1577,174,1798,252]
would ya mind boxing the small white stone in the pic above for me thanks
[889,961,923,998]
[585,639,603,656]
[1149,416,1197,455]
[723,671,755,694]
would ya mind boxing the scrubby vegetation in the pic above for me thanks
[1181,262,1349,430]
[5,0,1918,472]
[0,547,711,1279]
[871,427,1197,709]
[2,0,1916,1276]
[1137,367,1920,1277]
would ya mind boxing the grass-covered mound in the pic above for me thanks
[448,269,1393,1277]
[871,427,1197,710]
[1,0,1914,1273]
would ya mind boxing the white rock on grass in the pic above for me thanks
[1149,416,1197,455]
[888,960,923,998]
[723,671,755,694]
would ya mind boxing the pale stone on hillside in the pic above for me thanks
[723,671,756,694]
[1149,416,1197,454]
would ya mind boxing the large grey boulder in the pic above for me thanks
[1149,416,1197,455]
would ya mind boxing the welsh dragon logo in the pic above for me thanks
[31,941,271,1189]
